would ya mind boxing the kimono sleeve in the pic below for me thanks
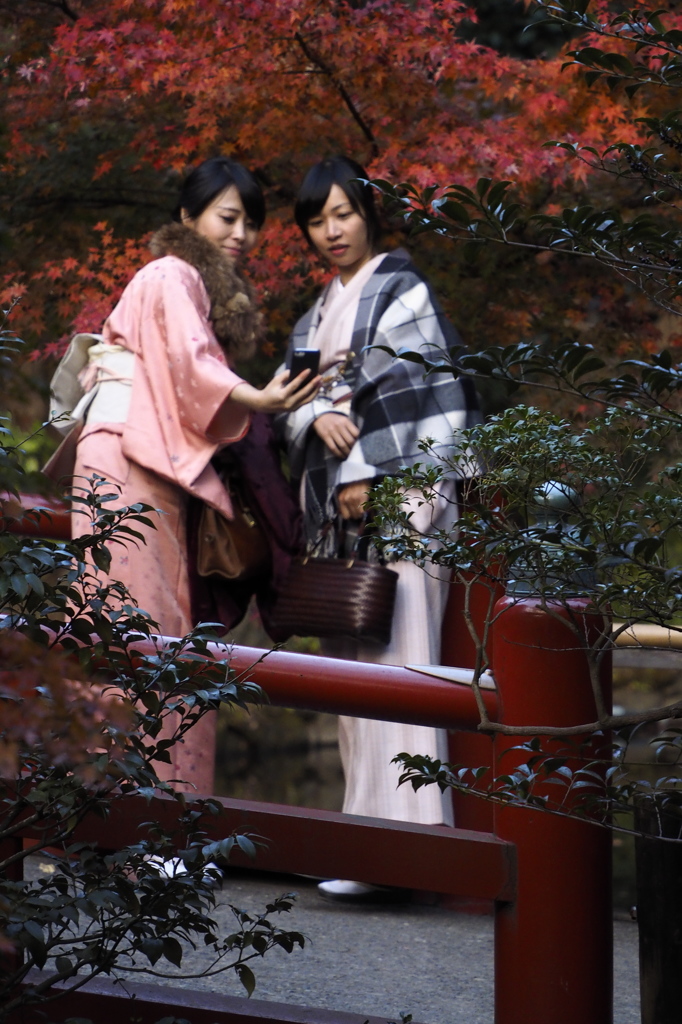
[136,258,249,443]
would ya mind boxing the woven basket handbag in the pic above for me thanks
[270,523,398,645]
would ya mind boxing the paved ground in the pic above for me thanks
[166,868,641,1024]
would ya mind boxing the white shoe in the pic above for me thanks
[146,855,188,878]
[146,855,221,885]
[317,879,404,903]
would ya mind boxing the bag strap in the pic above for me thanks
[304,519,337,559]
[304,515,379,566]
[305,509,394,568]
[342,515,376,563]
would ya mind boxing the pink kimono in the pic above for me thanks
[73,255,250,792]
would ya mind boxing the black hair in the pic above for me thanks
[175,156,266,228]
[294,155,380,248]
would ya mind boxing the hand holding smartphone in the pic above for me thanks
[286,348,320,389]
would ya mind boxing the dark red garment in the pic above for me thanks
[187,412,304,641]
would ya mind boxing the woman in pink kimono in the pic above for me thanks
[71,157,318,794]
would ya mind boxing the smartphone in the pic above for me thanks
[286,348,320,387]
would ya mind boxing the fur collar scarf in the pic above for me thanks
[150,222,262,361]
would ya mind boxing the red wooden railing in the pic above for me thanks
[1,493,71,540]
[3,498,613,1024]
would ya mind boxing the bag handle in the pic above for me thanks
[302,520,337,562]
[303,515,373,567]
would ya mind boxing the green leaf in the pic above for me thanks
[584,70,604,87]
[475,177,491,199]
[140,937,164,965]
[436,199,471,226]
[23,919,44,942]
[236,834,257,859]
[91,546,112,573]
[24,572,45,596]
[55,955,73,975]
[487,180,513,209]
[162,936,183,967]
[236,962,256,996]
[10,573,28,598]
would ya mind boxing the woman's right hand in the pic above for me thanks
[313,412,360,459]
[231,370,321,414]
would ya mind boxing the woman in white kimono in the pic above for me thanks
[67,157,319,796]
[276,156,480,901]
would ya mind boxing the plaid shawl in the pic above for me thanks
[276,249,480,542]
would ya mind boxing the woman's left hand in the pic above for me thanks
[337,480,371,520]
[231,370,321,413]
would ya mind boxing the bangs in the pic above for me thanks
[295,162,356,230]
[231,163,266,228]
[176,157,266,228]
[294,156,379,246]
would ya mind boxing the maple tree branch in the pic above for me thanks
[49,0,79,18]
[293,30,379,159]
[0,0,79,21]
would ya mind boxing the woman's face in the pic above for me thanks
[306,183,374,284]
[182,185,260,261]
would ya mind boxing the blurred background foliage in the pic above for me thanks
[1,0,673,420]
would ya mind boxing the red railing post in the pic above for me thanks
[492,596,612,1024]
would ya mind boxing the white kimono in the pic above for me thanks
[279,251,480,826]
